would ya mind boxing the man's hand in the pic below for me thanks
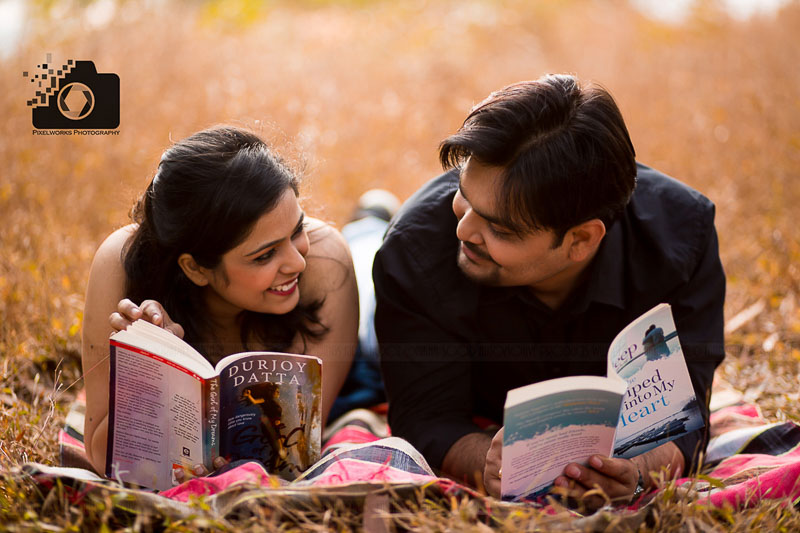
[110,298,185,338]
[484,427,503,498]
[553,442,684,510]
[554,455,640,509]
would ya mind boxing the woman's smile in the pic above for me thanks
[267,276,299,296]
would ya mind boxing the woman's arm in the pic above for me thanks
[297,219,359,424]
[81,225,135,474]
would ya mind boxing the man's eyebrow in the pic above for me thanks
[245,212,305,257]
[457,179,506,226]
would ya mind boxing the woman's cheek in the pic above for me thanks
[259,265,282,287]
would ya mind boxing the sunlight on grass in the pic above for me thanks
[1,0,799,529]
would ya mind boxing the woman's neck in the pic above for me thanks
[196,287,305,358]
[200,284,242,323]
[197,286,247,349]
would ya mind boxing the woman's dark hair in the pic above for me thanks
[123,126,327,361]
[439,74,637,246]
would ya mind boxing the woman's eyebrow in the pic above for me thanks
[244,212,305,257]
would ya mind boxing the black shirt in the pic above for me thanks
[373,164,726,471]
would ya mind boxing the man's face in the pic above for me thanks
[451,158,576,294]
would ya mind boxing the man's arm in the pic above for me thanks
[631,441,685,488]
[557,207,724,505]
[442,431,494,488]
[666,212,726,470]
[552,203,724,506]
[374,235,483,476]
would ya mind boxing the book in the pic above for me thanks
[105,320,322,491]
[501,303,704,501]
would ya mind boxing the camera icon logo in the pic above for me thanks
[25,58,119,130]
[58,82,95,120]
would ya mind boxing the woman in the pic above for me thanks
[81,126,358,476]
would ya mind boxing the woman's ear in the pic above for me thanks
[566,219,606,262]
[178,253,211,287]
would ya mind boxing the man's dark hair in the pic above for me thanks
[439,74,637,246]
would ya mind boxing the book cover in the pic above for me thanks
[608,304,705,458]
[218,352,322,481]
[502,376,626,501]
[501,303,705,501]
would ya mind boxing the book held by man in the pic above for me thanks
[501,303,704,501]
[105,320,322,491]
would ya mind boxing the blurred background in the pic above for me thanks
[1,0,799,464]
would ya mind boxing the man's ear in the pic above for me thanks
[178,253,211,287]
[566,219,606,262]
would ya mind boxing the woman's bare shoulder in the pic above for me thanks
[93,224,137,263]
[302,218,354,298]
[85,224,136,300]
[305,217,351,262]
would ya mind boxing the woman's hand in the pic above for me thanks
[110,298,185,338]
[173,456,229,484]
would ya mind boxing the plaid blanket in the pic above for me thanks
[12,390,799,525]
[676,403,800,507]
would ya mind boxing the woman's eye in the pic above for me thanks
[254,249,277,263]
[255,222,307,263]
[292,222,308,239]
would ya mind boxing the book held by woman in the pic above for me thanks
[106,320,322,491]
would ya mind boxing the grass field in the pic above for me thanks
[2,0,800,529]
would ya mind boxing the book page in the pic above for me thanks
[216,352,322,480]
[607,304,705,458]
[502,377,625,502]
[106,342,206,491]
[126,320,208,366]
[111,321,215,379]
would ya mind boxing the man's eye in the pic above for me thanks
[489,225,512,238]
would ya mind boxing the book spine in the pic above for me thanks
[105,343,117,478]
[204,375,221,468]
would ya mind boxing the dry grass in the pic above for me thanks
[2,0,800,530]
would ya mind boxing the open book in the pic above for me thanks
[106,320,322,491]
[501,303,704,501]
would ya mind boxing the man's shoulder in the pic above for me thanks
[633,164,715,217]
[625,163,717,279]
[373,169,475,314]
[380,170,461,269]
[387,170,459,235]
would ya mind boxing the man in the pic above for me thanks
[373,74,725,504]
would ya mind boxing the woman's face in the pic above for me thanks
[204,187,309,318]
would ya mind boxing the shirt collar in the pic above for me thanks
[478,220,627,314]
[480,222,625,315]
[572,219,626,313]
